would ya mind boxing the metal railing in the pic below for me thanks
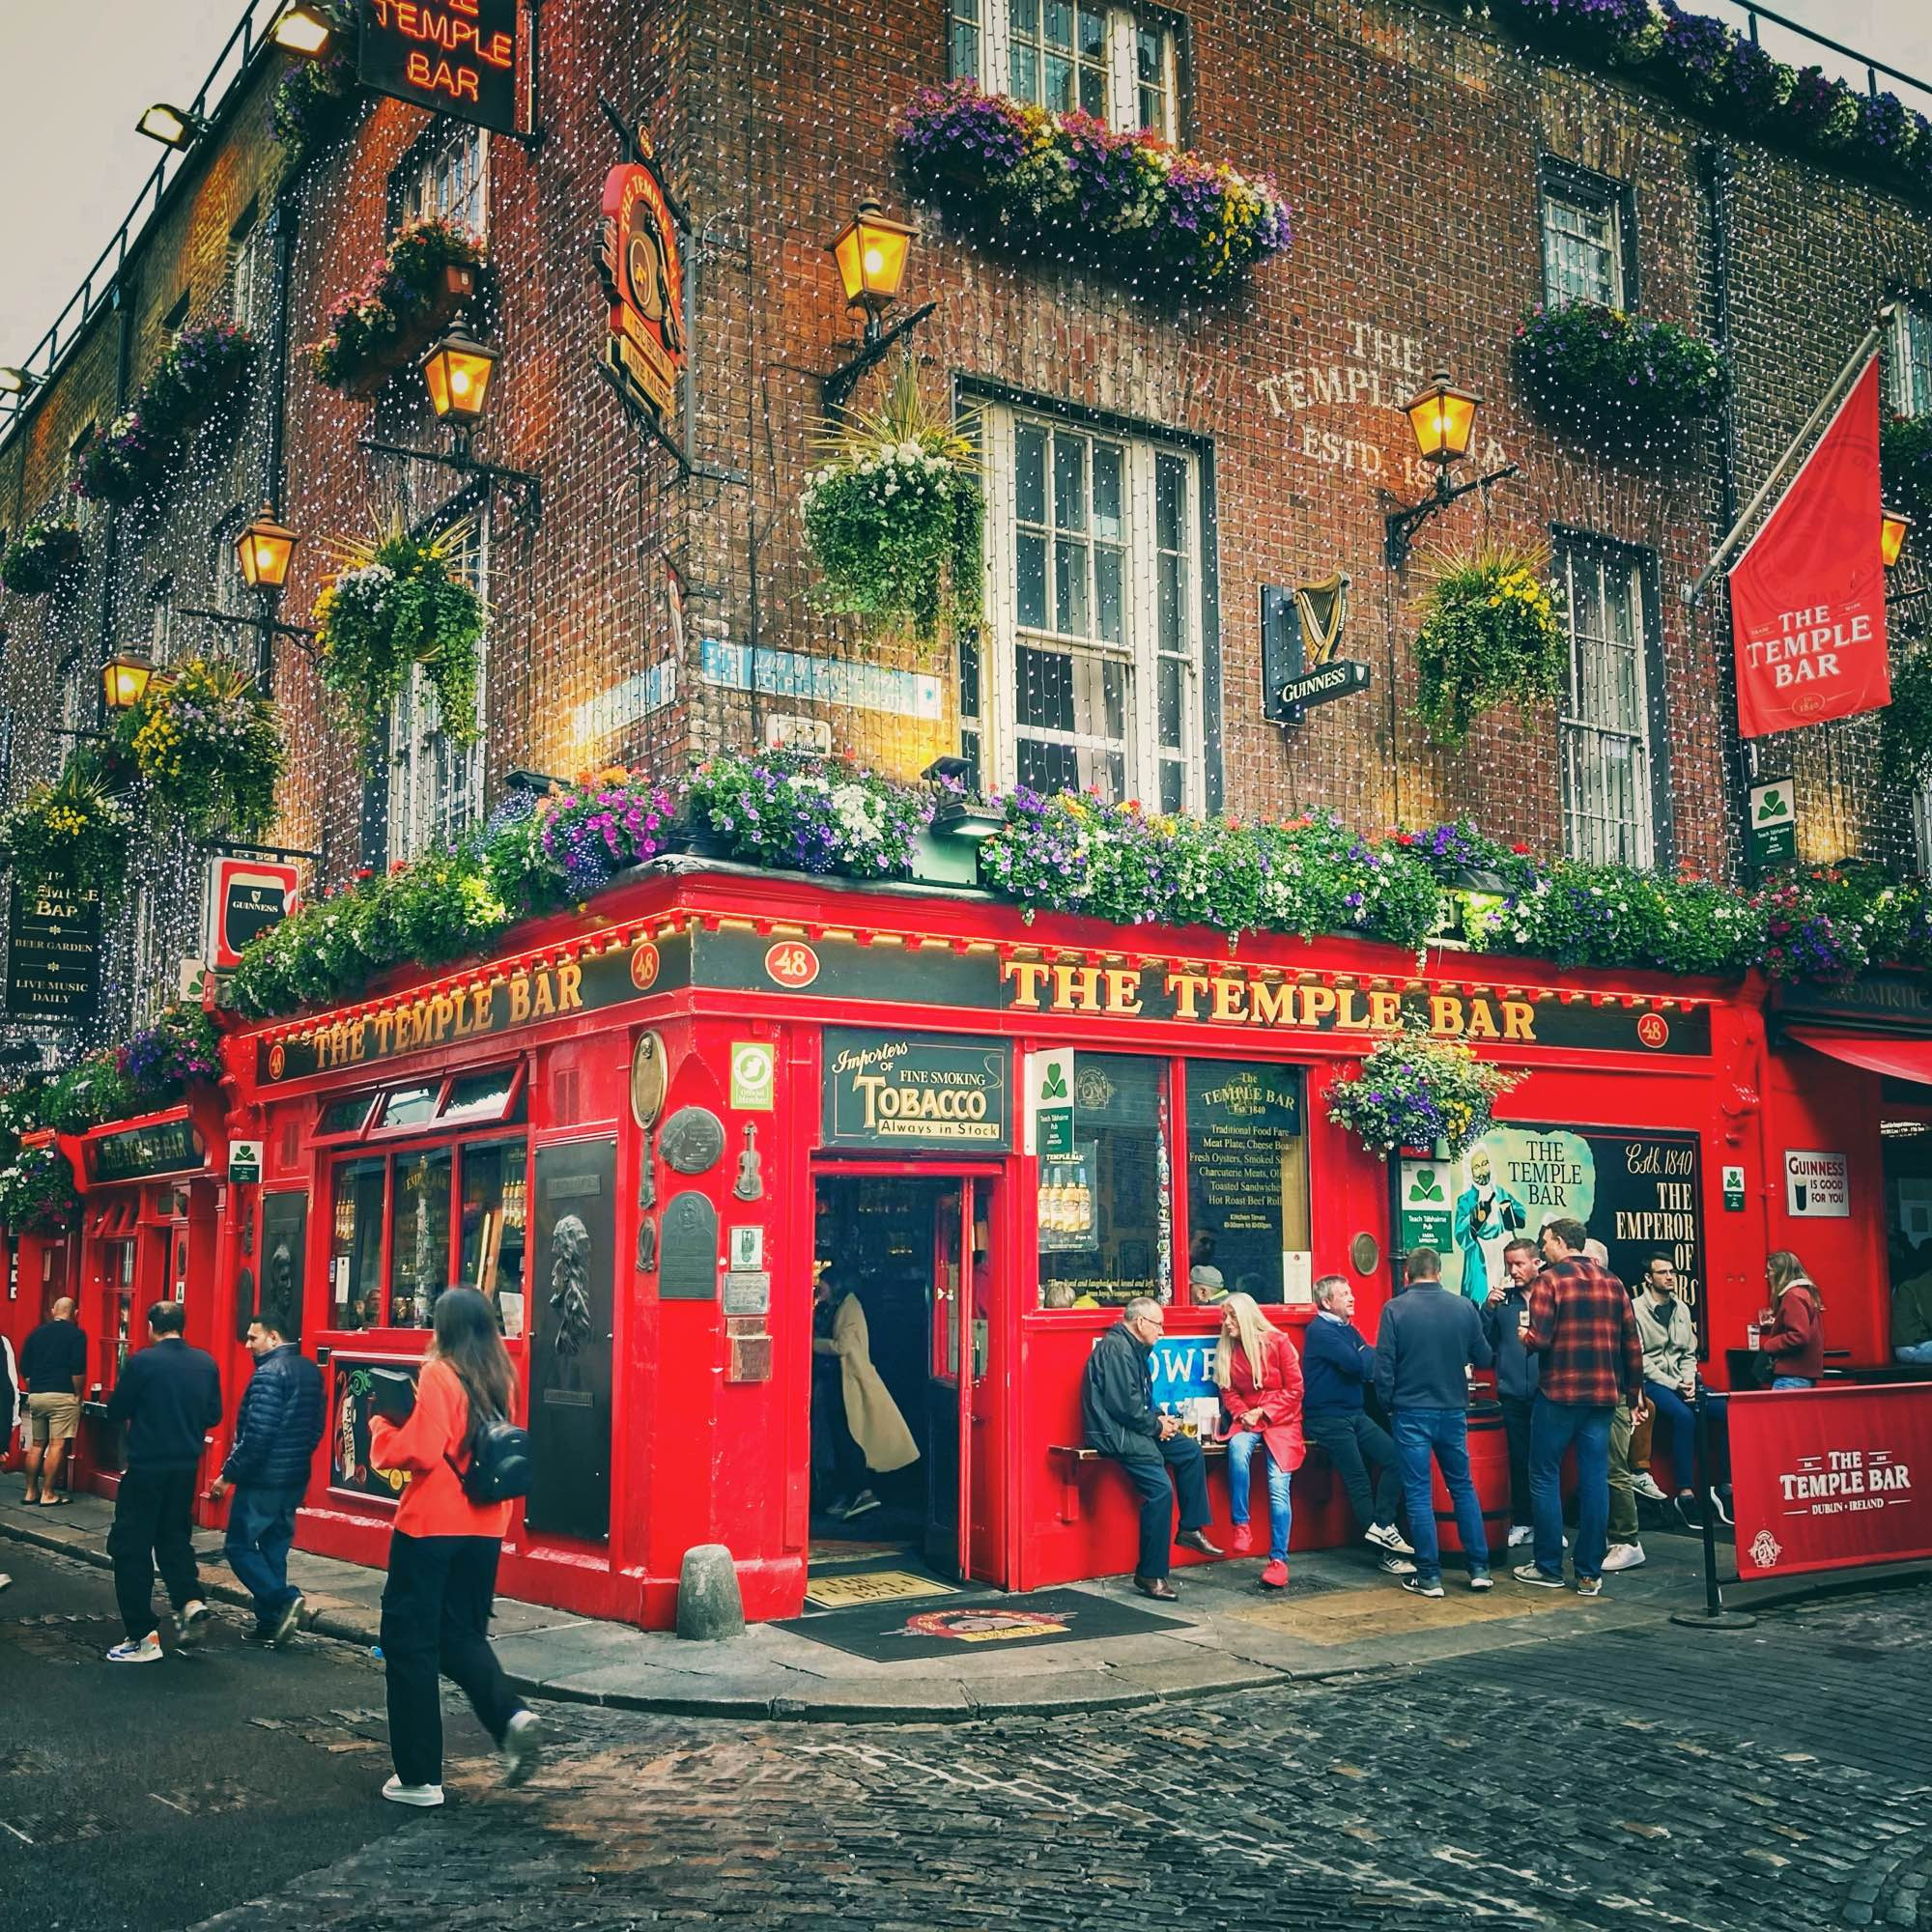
[1711,1,1932,109]
[0,0,287,436]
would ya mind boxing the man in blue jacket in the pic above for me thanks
[1301,1275,1412,1572]
[103,1300,223,1663]
[211,1313,325,1646]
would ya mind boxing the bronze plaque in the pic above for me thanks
[661,1105,724,1175]
[660,1190,718,1302]
[1350,1232,1380,1276]
[631,1030,668,1129]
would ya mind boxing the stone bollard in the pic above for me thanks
[676,1543,746,1641]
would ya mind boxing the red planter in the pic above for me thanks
[339,265,477,398]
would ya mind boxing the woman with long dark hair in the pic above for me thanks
[369,1287,540,1806]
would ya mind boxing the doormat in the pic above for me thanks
[805,1567,964,1610]
[777,1588,1188,1662]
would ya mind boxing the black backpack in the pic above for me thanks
[446,1410,532,1503]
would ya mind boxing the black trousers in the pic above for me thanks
[1500,1394,1534,1526]
[1114,1436,1209,1580]
[380,1531,526,1787]
[1304,1410,1400,1531]
[107,1465,201,1642]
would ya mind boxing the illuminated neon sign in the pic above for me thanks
[359,0,519,133]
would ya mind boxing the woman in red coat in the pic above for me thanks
[1214,1293,1306,1589]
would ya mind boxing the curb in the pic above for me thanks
[0,1515,1288,1722]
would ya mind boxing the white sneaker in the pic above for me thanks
[1601,1542,1646,1572]
[1366,1523,1414,1556]
[0,1574,11,1591]
[381,1776,445,1807]
[1710,1488,1733,1526]
[106,1632,163,1664]
[501,1710,543,1787]
[1377,1553,1417,1576]
[1507,1524,1533,1548]
[1632,1473,1668,1502]
[176,1600,210,1648]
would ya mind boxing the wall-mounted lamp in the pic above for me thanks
[821,197,935,414]
[136,103,208,150]
[359,333,539,518]
[101,650,159,714]
[1383,371,1519,569]
[236,506,300,594]
[270,1,335,55]
[1883,506,1912,570]
[0,367,35,398]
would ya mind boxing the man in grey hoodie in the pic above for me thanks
[1375,1247,1494,1599]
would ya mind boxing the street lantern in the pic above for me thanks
[101,651,157,714]
[236,507,300,593]
[136,103,205,150]
[422,331,498,427]
[270,1,335,54]
[0,367,32,397]
[1882,506,1912,570]
[1401,370,1481,469]
[828,200,916,334]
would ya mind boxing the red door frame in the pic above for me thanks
[810,1155,1010,1585]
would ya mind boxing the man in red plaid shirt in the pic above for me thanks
[1513,1216,1648,1596]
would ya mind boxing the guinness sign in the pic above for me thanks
[1262,575,1372,724]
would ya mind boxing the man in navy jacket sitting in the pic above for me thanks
[1301,1275,1413,1572]
[211,1313,325,1646]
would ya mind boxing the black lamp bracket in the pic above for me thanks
[822,300,938,415]
[359,437,542,522]
[1383,463,1520,570]
[174,603,317,663]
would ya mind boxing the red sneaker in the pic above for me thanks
[1228,1523,1253,1555]
[1261,1560,1290,1589]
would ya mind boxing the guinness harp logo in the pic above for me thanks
[1293,573,1350,668]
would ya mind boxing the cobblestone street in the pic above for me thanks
[175,1575,1932,1932]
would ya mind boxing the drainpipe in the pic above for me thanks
[256,197,299,696]
[93,283,138,731]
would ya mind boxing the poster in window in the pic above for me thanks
[1184,1063,1308,1305]
[526,1137,616,1542]
[259,1192,308,1345]
[330,1357,422,1501]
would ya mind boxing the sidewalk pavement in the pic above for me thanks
[0,1490,1733,1722]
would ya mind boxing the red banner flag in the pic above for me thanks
[1729,357,1889,739]
[1730,1381,1932,1581]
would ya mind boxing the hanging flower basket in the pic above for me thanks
[1326,1018,1523,1161]
[272,15,359,167]
[897,83,1291,298]
[1412,543,1567,750]
[1,519,84,597]
[0,750,131,899]
[0,1143,80,1237]
[802,357,983,644]
[1514,301,1727,448]
[122,655,284,842]
[309,220,487,395]
[313,520,485,763]
[75,320,255,505]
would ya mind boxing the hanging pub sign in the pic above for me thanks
[205,855,303,974]
[5,880,100,1024]
[596,147,686,426]
[1261,576,1370,724]
[358,0,519,133]
[822,1030,1010,1150]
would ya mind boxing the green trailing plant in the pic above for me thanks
[313,521,485,763]
[0,750,131,898]
[0,1142,80,1236]
[1881,642,1932,791]
[123,656,283,841]
[1325,1015,1524,1160]
[1882,413,1932,528]
[1,518,84,597]
[1412,544,1568,749]
[802,359,984,644]
[271,10,358,166]
[1514,301,1728,444]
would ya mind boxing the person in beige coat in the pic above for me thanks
[812,1267,918,1520]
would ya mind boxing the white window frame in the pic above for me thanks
[1913,784,1932,878]
[1556,536,1656,870]
[981,405,1204,812]
[387,517,487,862]
[1888,299,1932,419]
[230,210,266,335]
[1540,179,1625,312]
[393,121,490,239]
[955,4,1179,139]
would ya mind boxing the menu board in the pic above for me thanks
[1184,1063,1309,1305]
[328,1357,422,1502]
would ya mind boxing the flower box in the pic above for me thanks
[340,264,476,397]
[1,519,85,597]
[309,221,488,396]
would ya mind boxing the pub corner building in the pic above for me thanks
[10,855,1913,1630]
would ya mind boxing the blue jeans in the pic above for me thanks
[1643,1379,1729,1488]
[1895,1342,1932,1366]
[224,1482,304,1625]
[1531,1396,1610,1580]
[1392,1407,1488,1585]
[1773,1377,1814,1390]
[1226,1432,1293,1563]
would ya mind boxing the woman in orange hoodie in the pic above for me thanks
[370,1287,540,1806]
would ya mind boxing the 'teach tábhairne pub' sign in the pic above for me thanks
[359,0,519,132]
[822,1030,1011,1150]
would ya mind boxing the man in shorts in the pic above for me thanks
[20,1297,87,1505]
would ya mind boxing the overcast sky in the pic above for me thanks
[0,0,1929,363]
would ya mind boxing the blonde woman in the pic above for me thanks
[1759,1251,1825,1389]
[1214,1293,1305,1589]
